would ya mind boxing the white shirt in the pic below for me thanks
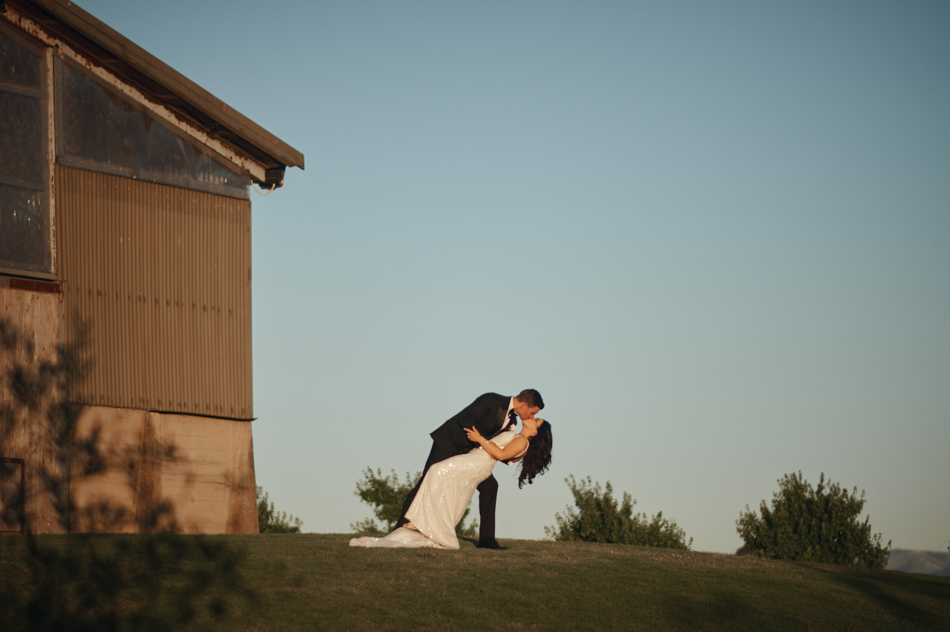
[501,397,516,432]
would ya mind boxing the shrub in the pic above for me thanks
[257,487,302,533]
[545,475,692,549]
[351,468,477,538]
[736,471,890,568]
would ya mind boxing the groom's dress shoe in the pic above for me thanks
[476,540,509,550]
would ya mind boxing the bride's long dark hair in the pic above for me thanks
[518,420,552,488]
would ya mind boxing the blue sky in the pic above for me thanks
[77,0,948,553]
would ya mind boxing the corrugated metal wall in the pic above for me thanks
[58,165,253,420]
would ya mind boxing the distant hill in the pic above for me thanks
[887,549,950,576]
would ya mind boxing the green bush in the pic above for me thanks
[545,475,692,549]
[257,487,302,534]
[736,471,890,568]
[351,468,477,538]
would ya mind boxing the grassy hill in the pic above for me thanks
[3,534,949,631]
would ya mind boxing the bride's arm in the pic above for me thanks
[464,427,527,461]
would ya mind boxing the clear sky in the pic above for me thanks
[76,0,948,553]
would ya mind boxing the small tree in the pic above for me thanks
[351,468,477,538]
[257,487,302,533]
[736,471,890,569]
[545,475,692,549]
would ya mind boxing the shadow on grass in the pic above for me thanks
[1,534,255,632]
[657,587,762,630]
[831,569,950,628]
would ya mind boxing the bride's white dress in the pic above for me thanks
[349,430,527,549]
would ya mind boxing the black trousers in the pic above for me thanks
[395,439,499,543]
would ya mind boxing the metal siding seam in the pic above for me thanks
[94,173,104,407]
[77,170,87,403]
[122,176,129,409]
[243,200,250,417]
[158,187,168,412]
[116,175,123,409]
[208,195,217,415]
[141,180,149,410]
[73,168,81,402]
[185,188,201,414]
[227,199,237,417]
[242,199,248,416]
[224,198,232,417]
[88,171,97,407]
[145,181,155,411]
[104,173,111,407]
[237,202,243,417]
[109,172,118,408]
[107,174,114,408]
[174,187,184,413]
[216,197,225,414]
[215,197,223,415]
[101,173,108,407]
[127,176,136,410]
[196,192,205,415]
[85,170,95,406]
[196,189,205,415]
[137,180,146,411]
[179,187,188,415]
[187,186,194,416]
[165,185,174,412]
[204,193,213,415]
[120,175,130,409]
[206,193,214,415]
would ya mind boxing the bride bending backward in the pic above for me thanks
[350,416,553,549]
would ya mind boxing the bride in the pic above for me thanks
[350,416,553,549]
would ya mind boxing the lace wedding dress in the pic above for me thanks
[349,430,527,549]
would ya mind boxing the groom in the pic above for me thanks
[395,389,544,549]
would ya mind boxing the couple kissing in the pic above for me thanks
[350,389,553,550]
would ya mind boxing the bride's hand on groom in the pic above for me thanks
[464,426,485,444]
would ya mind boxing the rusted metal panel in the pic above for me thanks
[58,165,253,420]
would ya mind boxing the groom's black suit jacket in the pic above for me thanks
[429,392,511,455]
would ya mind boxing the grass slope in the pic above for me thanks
[3,534,949,631]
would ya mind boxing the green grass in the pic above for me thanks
[3,534,949,631]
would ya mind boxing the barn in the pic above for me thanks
[0,0,304,533]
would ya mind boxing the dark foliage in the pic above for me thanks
[546,475,692,549]
[736,471,891,568]
[257,486,302,533]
